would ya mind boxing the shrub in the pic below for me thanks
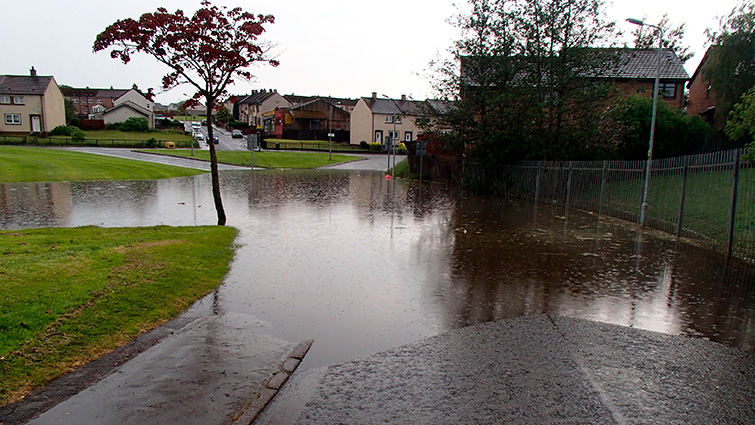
[369,142,382,152]
[145,137,158,148]
[106,122,122,130]
[119,117,150,132]
[49,125,72,136]
[396,143,408,154]
[70,127,85,142]
[360,141,369,149]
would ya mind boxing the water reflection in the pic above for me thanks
[1,170,752,368]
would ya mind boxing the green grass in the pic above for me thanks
[0,146,204,183]
[82,130,191,142]
[137,149,362,169]
[0,225,238,406]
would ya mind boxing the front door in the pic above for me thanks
[31,115,41,133]
[375,130,383,145]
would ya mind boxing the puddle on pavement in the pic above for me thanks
[2,170,753,368]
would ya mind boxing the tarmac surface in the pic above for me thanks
[258,314,755,425]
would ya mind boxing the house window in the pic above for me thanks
[88,98,93,103]
[706,85,712,100]
[13,96,24,104]
[395,116,402,124]
[83,108,88,114]
[404,131,413,142]
[659,82,676,98]
[0,96,9,104]
[385,115,393,123]
[5,113,21,125]
[72,98,78,104]
[388,130,399,141]
[97,99,102,104]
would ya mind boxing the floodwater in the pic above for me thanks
[1,170,753,368]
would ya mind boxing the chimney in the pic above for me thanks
[30,66,37,77]
[401,94,406,101]
[372,92,377,99]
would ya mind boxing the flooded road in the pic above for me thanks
[1,170,753,369]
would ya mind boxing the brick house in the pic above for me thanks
[686,47,721,128]
[237,89,291,128]
[261,98,351,140]
[0,67,65,136]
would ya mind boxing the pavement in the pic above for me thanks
[257,314,755,425]
[50,147,250,171]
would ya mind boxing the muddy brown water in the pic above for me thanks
[2,170,753,369]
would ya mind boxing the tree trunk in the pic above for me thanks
[205,98,227,226]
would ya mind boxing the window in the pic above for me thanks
[72,98,78,104]
[97,99,102,104]
[83,108,88,114]
[88,98,93,104]
[5,114,21,125]
[388,130,399,141]
[0,96,9,104]
[659,82,676,98]
[395,116,402,124]
[13,96,24,104]
[404,132,413,142]
[385,116,393,123]
[706,85,712,100]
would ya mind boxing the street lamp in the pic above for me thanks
[627,18,663,226]
[381,94,401,178]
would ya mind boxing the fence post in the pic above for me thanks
[564,161,573,219]
[727,149,741,258]
[598,160,608,217]
[676,155,690,237]
[533,162,542,203]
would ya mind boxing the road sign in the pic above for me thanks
[246,134,258,150]
[416,140,428,157]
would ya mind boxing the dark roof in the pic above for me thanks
[608,49,689,80]
[0,75,54,95]
[61,87,130,99]
[285,95,358,108]
[105,100,150,117]
[361,97,447,116]
[238,90,278,105]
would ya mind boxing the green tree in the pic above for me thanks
[630,14,692,63]
[703,0,755,123]
[725,86,755,162]
[216,104,230,124]
[429,0,620,164]
[64,98,78,125]
[94,1,278,226]
[119,117,150,132]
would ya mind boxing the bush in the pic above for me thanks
[119,117,150,132]
[360,141,369,149]
[49,125,72,136]
[369,142,382,152]
[106,122,121,130]
[145,137,158,148]
[396,143,408,154]
[70,127,85,142]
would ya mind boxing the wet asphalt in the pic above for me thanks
[258,314,755,425]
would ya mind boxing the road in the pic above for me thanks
[184,121,249,151]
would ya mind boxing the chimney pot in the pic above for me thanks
[372,92,377,99]
[401,94,406,101]
[30,66,37,77]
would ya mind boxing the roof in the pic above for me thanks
[607,49,689,80]
[61,87,129,99]
[361,97,437,116]
[238,90,278,105]
[0,75,54,95]
[105,100,151,117]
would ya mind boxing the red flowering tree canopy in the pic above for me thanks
[93,1,277,103]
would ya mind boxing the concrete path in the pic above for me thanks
[50,147,250,171]
[321,153,405,171]
[257,314,755,425]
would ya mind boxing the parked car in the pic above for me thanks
[213,135,219,144]
[231,130,243,138]
[194,132,204,141]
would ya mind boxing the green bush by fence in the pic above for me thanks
[0,135,196,148]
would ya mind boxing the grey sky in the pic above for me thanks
[0,0,740,105]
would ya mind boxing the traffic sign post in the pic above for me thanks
[416,140,428,185]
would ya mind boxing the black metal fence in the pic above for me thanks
[463,148,754,262]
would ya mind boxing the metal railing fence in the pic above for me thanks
[463,148,754,262]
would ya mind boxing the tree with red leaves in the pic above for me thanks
[94,1,278,225]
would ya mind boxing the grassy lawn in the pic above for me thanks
[0,146,204,183]
[0,225,238,406]
[82,130,191,142]
[137,149,362,168]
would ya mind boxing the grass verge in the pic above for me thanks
[0,225,238,406]
[137,149,361,169]
[0,146,204,183]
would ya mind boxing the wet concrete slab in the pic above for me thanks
[257,314,755,425]
[23,310,296,425]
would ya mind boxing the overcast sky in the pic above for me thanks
[0,0,742,105]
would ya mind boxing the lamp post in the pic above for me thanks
[381,94,401,179]
[627,18,663,226]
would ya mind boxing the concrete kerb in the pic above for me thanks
[230,339,314,425]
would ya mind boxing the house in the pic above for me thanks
[285,94,358,113]
[687,47,720,128]
[350,93,447,147]
[104,101,154,129]
[237,89,291,128]
[460,49,689,110]
[261,98,352,140]
[0,67,65,136]
[61,87,128,117]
